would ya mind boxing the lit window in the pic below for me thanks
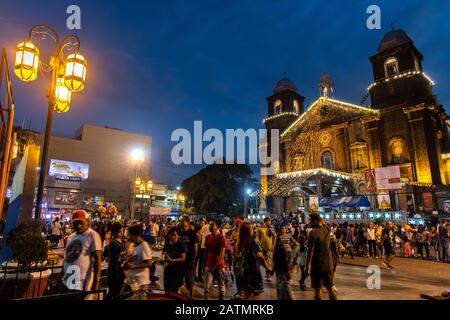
[384,57,399,77]
[274,99,282,114]
[322,151,333,169]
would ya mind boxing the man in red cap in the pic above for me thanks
[61,210,102,295]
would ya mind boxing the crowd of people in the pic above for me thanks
[51,210,450,300]
[330,221,450,264]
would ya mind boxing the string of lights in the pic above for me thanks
[281,97,377,138]
[263,111,299,123]
[367,70,435,91]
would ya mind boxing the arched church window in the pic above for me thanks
[384,57,399,77]
[274,99,282,114]
[293,99,299,114]
[322,151,333,169]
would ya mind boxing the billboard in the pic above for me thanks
[48,159,89,179]
[374,166,402,190]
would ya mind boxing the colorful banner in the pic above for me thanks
[364,169,376,192]
[422,192,433,211]
[374,166,402,190]
[377,193,391,210]
[309,195,319,211]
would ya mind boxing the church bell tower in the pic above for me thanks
[368,29,435,109]
[264,74,305,133]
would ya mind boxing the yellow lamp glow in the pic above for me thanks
[12,142,19,159]
[140,184,145,192]
[147,180,153,191]
[135,177,142,188]
[54,77,71,113]
[14,41,39,82]
[64,53,87,92]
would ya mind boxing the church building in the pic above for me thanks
[261,29,450,214]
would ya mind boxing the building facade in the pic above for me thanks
[262,29,450,214]
[18,124,152,217]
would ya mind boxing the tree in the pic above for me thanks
[181,162,253,216]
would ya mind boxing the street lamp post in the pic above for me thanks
[14,25,87,219]
[134,177,153,221]
[130,149,144,220]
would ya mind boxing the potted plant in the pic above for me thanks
[0,221,51,299]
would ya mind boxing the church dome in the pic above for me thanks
[377,29,413,53]
[274,77,297,94]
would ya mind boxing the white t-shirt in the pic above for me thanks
[62,228,102,291]
[200,225,211,249]
[124,241,152,289]
[367,228,376,241]
[51,222,62,236]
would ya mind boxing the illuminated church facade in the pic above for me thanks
[261,29,450,214]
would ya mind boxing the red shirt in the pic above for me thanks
[205,232,226,268]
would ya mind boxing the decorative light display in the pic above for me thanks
[367,70,435,91]
[282,97,378,138]
[263,112,299,124]
[277,168,361,180]
[324,211,404,221]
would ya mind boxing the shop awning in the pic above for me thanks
[320,195,371,208]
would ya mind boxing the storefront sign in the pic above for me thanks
[55,175,82,182]
[54,191,77,205]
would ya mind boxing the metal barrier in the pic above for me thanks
[0,260,107,300]
[0,260,64,299]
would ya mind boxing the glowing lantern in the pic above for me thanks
[12,142,19,159]
[54,77,71,113]
[135,177,142,188]
[64,53,87,92]
[14,41,39,82]
[146,180,153,191]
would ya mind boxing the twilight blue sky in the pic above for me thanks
[1,0,449,187]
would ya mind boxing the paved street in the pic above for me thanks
[150,252,450,300]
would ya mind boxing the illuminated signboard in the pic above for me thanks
[54,191,77,205]
[49,159,89,179]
